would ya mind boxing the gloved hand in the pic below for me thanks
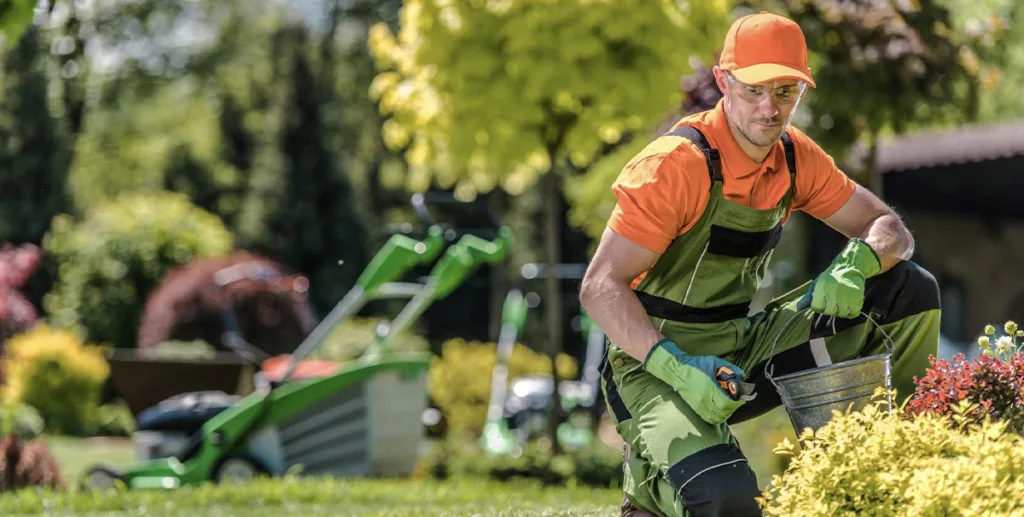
[642,339,756,425]
[801,238,881,318]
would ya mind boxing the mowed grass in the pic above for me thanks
[0,476,622,516]
[8,436,621,516]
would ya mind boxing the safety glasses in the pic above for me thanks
[724,71,807,105]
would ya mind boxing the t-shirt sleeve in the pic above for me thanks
[790,131,857,219]
[607,152,697,254]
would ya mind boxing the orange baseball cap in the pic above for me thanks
[719,11,816,88]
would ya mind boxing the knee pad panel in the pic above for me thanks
[665,443,761,517]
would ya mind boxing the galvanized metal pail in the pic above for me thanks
[764,305,895,435]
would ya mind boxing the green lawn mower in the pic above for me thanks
[480,263,606,456]
[84,193,513,490]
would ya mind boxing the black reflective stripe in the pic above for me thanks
[781,131,797,174]
[665,125,722,181]
[600,346,632,422]
[707,221,784,258]
[635,291,749,324]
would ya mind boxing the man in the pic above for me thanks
[579,11,941,517]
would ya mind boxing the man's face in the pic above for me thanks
[715,69,806,147]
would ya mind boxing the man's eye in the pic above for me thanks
[746,86,761,95]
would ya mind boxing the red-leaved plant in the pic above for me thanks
[0,243,42,344]
[904,321,1024,434]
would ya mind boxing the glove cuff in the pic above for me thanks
[643,338,687,387]
[841,238,882,278]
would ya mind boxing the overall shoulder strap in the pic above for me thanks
[664,125,722,182]
[780,130,797,175]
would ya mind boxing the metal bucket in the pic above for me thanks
[765,305,895,435]
[771,353,892,433]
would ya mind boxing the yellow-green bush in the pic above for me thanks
[312,317,429,362]
[2,325,110,436]
[428,338,577,439]
[758,391,1024,516]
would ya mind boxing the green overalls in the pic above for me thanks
[600,125,941,517]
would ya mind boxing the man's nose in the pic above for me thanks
[758,95,780,116]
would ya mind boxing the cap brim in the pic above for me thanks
[731,63,816,88]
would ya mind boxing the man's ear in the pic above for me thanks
[711,66,727,95]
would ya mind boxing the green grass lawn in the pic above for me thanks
[14,408,795,516]
[1,476,623,516]
[10,435,621,516]
[43,435,137,484]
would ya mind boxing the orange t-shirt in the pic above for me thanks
[609,99,855,258]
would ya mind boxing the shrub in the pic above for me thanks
[312,317,430,362]
[417,437,623,489]
[758,392,1024,516]
[2,325,110,436]
[43,191,234,349]
[0,434,65,492]
[136,252,314,357]
[0,243,43,353]
[904,320,1024,434]
[428,338,578,440]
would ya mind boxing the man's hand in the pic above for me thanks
[802,238,881,318]
[643,339,756,424]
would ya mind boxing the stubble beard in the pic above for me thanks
[741,121,783,147]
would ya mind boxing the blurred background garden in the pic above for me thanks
[0,0,1022,504]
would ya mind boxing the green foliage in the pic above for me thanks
[68,83,242,216]
[1,325,110,436]
[758,391,1024,515]
[751,0,1005,181]
[367,0,733,193]
[428,337,578,439]
[310,317,429,362]
[235,23,370,314]
[42,191,234,349]
[419,438,624,489]
[950,0,1024,121]
[0,0,37,45]
[0,402,44,441]
[0,25,74,245]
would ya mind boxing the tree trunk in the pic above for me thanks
[542,168,564,454]
[867,131,883,197]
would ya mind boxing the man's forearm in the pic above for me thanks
[859,213,914,274]
[579,274,663,363]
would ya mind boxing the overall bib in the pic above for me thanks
[601,125,941,517]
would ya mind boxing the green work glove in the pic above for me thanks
[642,339,756,425]
[802,238,881,318]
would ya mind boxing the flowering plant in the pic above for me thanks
[903,321,1024,434]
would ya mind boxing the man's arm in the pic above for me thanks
[579,228,664,363]
[820,184,914,274]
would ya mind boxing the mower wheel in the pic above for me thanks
[213,454,267,484]
[82,464,124,491]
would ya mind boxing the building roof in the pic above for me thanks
[848,118,1024,173]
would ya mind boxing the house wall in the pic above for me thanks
[897,209,1024,343]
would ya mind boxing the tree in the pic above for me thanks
[367,0,733,451]
[235,23,370,315]
[0,25,73,246]
[747,0,1006,193]
[566,65,724,242]
[0,0,37,45]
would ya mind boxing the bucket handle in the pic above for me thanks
[764,297,896,392]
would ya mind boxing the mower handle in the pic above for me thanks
[355,225,446,294]
[429,226,513,299]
